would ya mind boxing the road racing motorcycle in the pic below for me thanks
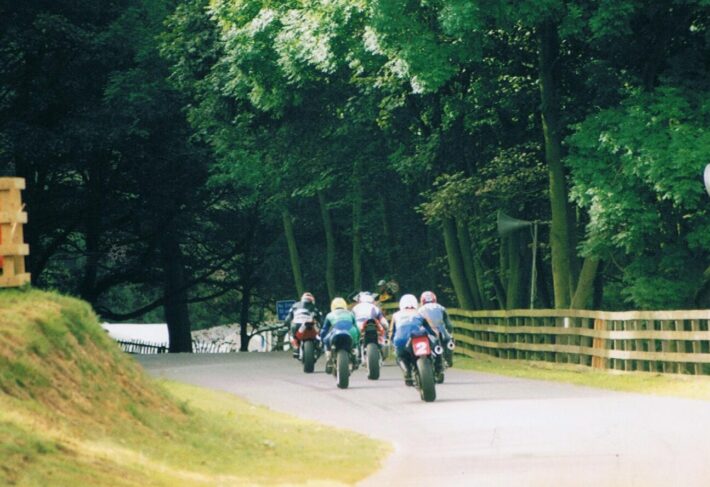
[400,332,442,402]
[324,328,359,389]
[292,309,321,373]
[360,319,383,380]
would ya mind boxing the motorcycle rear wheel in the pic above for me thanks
[303,340,315,373]
[366,343,380,380]
[416,357,436,402]
[336,349,350,389]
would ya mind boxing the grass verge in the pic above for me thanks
[0,288,389,486]
[454,353,710,400]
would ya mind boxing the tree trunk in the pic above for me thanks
[538,19,575,309]
[239,284,252,352]
[536,248,553,309]
[498,235,509,308]
[473,254,492,309]
[161,229,193,353]
[456,218,483,309]
[424,225,439,288]
[318,191,337,301]
[379,194,396,277]
[505,231,526,309]
[80,162,102,303]
[442,218,475,309]
[282,208,304,297]
[239,211,258,352]
[352,161,363,292]
[593,262,605,309]
[571,257,600,309]
[479,249,506,309]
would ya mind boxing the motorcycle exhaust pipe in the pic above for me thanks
[447,340,456,351]
[433,345,443,355]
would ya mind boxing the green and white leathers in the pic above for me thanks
[319,308,360,350]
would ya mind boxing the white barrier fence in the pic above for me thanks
[103,322,288,353]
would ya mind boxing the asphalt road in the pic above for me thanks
[138,352,710,487]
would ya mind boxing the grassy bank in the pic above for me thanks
[454,353,710,400]
[0,288,389,486]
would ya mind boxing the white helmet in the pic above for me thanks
[358,292,375,304]
[399,294,418,310]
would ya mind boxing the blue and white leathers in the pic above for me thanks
[391,309,429,350]
[319,308,359,350]
[418,302,453,343]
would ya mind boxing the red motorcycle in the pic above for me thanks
[402,332,439,402]
[360,320,383,380]
[292,309,321,373]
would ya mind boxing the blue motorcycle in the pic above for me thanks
[324,329,359,389]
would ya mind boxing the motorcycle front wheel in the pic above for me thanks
[336,349,350,389]
[416,357,436,402]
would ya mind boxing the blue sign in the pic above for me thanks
[276,300,296,321]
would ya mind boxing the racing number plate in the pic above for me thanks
[412,336,431,356]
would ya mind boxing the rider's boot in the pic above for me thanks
[396,356,413,384]
[445,347,454,367]
[435,354,444,373]
[403,367,414,386]
[351,348,360,369]
[434,355,445,383]
[324,350,333,374]
[290,337,300,358]
[398,359,414,386]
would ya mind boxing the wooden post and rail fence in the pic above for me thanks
[0,178,30,288]
[382,303,710,375]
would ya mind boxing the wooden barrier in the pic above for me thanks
[0,178,30,288]
[449,308,710,375]
[381,302,710,375]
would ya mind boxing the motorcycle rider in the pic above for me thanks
[320,297,360,371]
[418,291,454,349]
[375,278,399,305]
[352,291,390,347]
[390,294,436,385]
[285,292,323,358]
[418,290,453,375]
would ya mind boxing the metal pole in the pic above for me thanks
[530,221,538,309]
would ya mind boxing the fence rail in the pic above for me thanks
[0,178,30,288]
[448,308,710,375]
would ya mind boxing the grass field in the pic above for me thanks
[454,353,710,400]
[0,288,389,486]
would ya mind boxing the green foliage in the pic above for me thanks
[567,86,710,308]
[4,0,710,316]
[418,173,477,223]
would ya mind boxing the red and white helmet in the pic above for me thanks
[399,294,418,310]
[301,292,315,303]
[420,291,437,305]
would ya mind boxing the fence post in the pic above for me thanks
[591,318,606,370]
[0,178,30,288]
